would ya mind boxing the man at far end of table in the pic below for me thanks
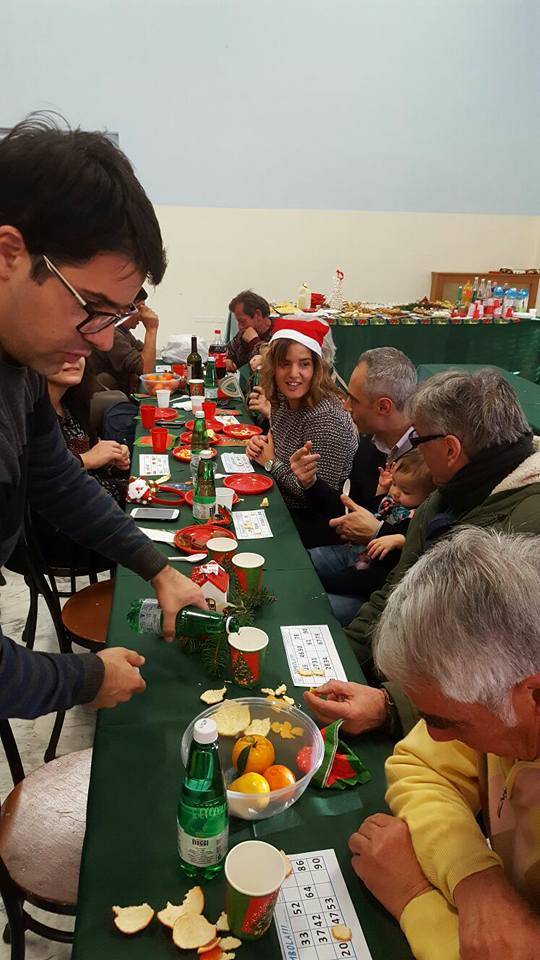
[89,285,160,395]
[348,528,540,960]
[0,114,205,721]
[226,289,273,371]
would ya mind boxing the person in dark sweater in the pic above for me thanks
[0,115,205,721]
[226,290,274,371]
[290,347,417,623]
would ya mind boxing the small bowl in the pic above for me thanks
[181,697,324,820]
[140,373,182,396]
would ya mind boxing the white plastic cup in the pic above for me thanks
[216,488,235,511]
[156,389,171,408]
[191,395,204,415]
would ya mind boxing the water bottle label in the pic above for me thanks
[177,825,228,866]
[205,387,218,400]
[193,497,216,521]
[137,598,161,633]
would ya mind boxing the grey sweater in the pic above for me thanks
[0,351,167,719]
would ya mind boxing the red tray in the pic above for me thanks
[173,524,236,554]
[179,431,219,445]
[223,474,273,494]
[185,418,223,433]
[184,489,240,507]
[222,423,263,439]
[172,446,218,463]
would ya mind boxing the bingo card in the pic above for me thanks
[275,848,373,960]
[280,625,347,687]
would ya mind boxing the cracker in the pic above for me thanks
[214,701,251,737]
[331,924,352,942]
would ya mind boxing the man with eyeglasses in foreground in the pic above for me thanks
[0,115,205,721]
[305,369,540,739]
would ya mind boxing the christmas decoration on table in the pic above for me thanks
[328,269,345,312]
[297,719,371,789]
[192,561,229,612]
[127,475,184,506]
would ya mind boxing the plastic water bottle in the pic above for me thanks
[178,718,229,880]
[204,357,218,401]
[517,288,529,312]
[127,599,239,638]
[190,410,208,481]
[193,450,216,522]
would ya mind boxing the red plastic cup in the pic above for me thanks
[151,427,168,453]
[140,405,157,429]
[203,400,217,420]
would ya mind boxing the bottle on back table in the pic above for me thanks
[127,599,240,638]
[193,450,216,522]
[187,335,203,380]
[204,356,218,401]
[178,718,229,880]
[209,329,225,355]
[471,276,480,302]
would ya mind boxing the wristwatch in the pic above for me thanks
[264,459,275,473]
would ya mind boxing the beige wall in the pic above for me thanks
[149,206,540,348]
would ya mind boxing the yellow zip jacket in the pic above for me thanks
[385,721,540,959]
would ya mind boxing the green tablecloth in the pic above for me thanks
[332,320,540,384]
[73,408,413,960]
[418,364,540,434]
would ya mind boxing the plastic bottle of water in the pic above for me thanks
[193,450,216,522]
[127,600,239,638]
[190,411,208,481]
[178,718,229,880]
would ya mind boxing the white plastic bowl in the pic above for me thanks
[139,373,182,396]
[181,697,324,821]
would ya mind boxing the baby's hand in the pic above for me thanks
[376,465,393,495]
[367,534,406,560]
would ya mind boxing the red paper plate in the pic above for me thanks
[186,418,223,433]
[154,407,179,421]
[223,474,274,494]
[222,423,263,439]
[184,489,240,507]
[173,524,236,554]
[172,446,218,463]
[180,431,219,445]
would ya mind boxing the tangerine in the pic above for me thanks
[228,772,271,794]
[263,764,297,791]
[232,735,275,775]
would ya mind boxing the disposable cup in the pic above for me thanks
[228,627,268,688]
[191,396,204,415]
[151,427,168,453]
[189,379,204,397]
[140,405,156,429]
[225,840,285,939]
[232,552,265,593]
[156,389,171,408]
[216,488,235,511]
[203,400,217,420]
[206,537,238,564]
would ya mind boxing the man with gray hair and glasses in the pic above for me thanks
[291,347,417,621]
[347,528,540,960]
[306,369,540,737]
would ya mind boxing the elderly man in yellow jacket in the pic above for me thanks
[348,527,540,960]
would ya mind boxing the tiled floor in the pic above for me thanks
[0,569,97,960]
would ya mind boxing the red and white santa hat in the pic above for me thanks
[270,317,330,357]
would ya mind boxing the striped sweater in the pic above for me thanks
[0,351,167,719]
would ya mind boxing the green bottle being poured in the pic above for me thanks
[178,717,229,879]
[127,600,240,639]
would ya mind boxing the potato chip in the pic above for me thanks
[200,687,227,705]
[112,903,154,934]
[214,701,251,737]
[260,497,269,508]
[157,886,205,928]
[282,695,295,705]
[243,717,271,737]
[271,721,283,733]
[260,687,275,696]
[331,924,352,942]
[216,911,230,932]
[172,914,217,950]
[274,683,287,696]
[271,720,303,740]
[291,726,303,737]
[219,936,242,949]
[297,668,325,677]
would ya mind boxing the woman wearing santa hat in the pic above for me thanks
[245,318,358,548]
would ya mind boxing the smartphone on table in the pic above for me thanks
[130,507,179,521]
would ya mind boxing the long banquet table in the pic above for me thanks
[72,399,413,960]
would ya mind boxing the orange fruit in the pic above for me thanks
[263,764,297,791]
[232,735,275,775]
[228,772,270,794]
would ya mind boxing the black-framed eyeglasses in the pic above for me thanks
[42,255,139,335]
[409,429,447,448]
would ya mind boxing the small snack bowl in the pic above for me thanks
[181,697,324,821]
[140,372,182,396]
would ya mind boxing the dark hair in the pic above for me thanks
[0,113,167,285]
[62,362,98,444]
[228,290,270,318]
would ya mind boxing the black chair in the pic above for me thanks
[0,719,90,959]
